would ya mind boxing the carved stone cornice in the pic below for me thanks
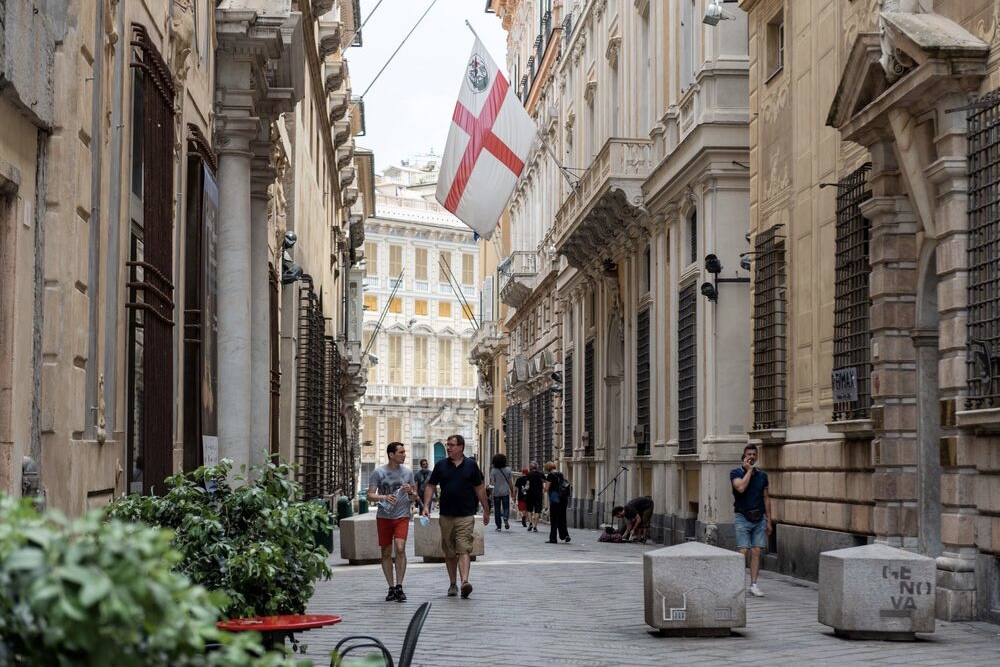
[605,36,621,69]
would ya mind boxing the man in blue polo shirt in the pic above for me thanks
[422,434,490,599]
[730,444,772,597]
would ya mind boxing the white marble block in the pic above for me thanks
[338,513,382,565]
[818,543,936,639]
[643,542,746,634]
[413,515,486,562]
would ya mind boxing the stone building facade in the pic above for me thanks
[742,0,1000,622]
[491,0,752,540]
[0,0,368,513]
[359,158,480,481]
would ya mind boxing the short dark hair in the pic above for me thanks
[491,453,507,469]
[447,434,465,448]
[387,442,405,456]
[419,458,428,466]
[743,444,758,456]
[612,506,624,517]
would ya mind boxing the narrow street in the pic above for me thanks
[305,522,1000,666]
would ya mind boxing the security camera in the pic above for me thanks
[705,254,723,274]
[283,230,298,249]
[700,282,718,301]
[740,253,752,271]
[281,262,303,285]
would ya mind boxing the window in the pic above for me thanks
[388,416,402,444]
[636,308,651,455]
[363,330,377,383]
[641,245,652,294]
[439,301,452,318]
[832,164,873,421]
[530,391,554,468]
[504,405,523,471]
[688,210,698,265]
[753,225,788,429]
[564,351,574,457]
[462,253,475,285]
[678,283,698,454]
[414,337,428,385]
[438,339,453,386]
[388,296,402,313]
[362,415,377,448]
[766,11,785,80]
[365,241,378,276]
[415,247,428,281]
[461,303,475,322]
[584,339,595,456]
[364,294,377,311]
[462,340,474,386]
[389,244,403,277]
[414,299,428,316]
[439,250,452,283]
[967,90,1000,407]
[388,335,403,384]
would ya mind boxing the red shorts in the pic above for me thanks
[376,517,410,547]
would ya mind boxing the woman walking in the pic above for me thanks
[490,453,514,531]
[543,461,570,543]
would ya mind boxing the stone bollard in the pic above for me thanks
[643,542,746,636]
[413,515,486,562]
[818,543,936,640]
[338,513,381,565]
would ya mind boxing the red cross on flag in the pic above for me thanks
[435,38,537,240]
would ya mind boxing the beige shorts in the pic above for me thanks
[438,515,475,557]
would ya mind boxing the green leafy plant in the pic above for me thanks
[107,458,332,618]
[0,495,303,666]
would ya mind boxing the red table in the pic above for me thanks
[217,614,342,650]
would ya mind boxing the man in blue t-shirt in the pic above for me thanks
[730,444,772,597]
[422,434,490,599]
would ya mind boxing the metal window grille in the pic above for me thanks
[564,352,574,457]
[752,225,787,429]
[529,392,554,465]
[295,276,351,499]
[678,283,698,454]
[966,89,1000,408]
[689,211,698,264]
[127,24,176,495]
[505,405,523,470]
[636,308,651,455]
[832,163,873,421]
[584,340,595,456]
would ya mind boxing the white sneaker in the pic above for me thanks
[749,583,764,597]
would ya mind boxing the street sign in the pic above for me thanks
[832,367,859,403]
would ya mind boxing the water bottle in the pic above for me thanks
[415,515,430,527]
[377,498,392,511]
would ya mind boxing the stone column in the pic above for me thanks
[215,64,259,469]
[249,124,276,467]
[862,140,919,550]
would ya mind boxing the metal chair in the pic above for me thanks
[332,602,431,667]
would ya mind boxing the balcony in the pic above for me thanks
[498,251,537,310]
[470,320,505,362]
[553,138,652,271]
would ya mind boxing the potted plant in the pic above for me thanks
[107,458,332,619]
[0,495,302,666]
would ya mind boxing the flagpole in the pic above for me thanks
[464,19,482,42]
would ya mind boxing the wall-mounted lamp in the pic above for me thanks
[703,0,737,26]
[701,252,750,302]
[818,182,842,189]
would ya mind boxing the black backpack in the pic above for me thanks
[557,474,572,501]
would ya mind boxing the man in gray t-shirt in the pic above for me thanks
[367,442,416,602]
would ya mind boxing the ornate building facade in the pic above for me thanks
[743,0,1000,622]
[0,0,368,512]
[359,157,480,481]
[491,0,752,541]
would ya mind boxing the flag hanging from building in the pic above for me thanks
[435,38,537,240]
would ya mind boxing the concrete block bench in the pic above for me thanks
[413,515,485,562]
[643,541,746,635]
[818,543,935,640]
[338,514,382,565]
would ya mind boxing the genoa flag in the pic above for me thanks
[435,38,537,240]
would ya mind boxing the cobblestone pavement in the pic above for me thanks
[305,520,1000,666]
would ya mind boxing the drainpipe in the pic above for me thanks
[85,0,106,442]
[29,133,49,508]
[103,2,127,445]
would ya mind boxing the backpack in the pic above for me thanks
[557,474,572,501]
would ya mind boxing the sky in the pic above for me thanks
[346,0,509,172]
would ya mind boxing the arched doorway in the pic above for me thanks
[433,441,446,464]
